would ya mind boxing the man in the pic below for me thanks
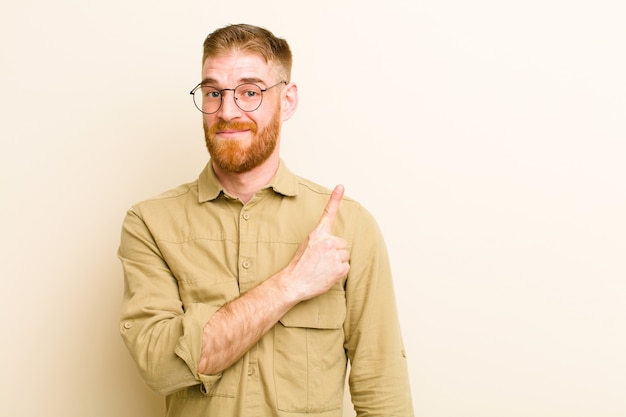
[119,23,414,416]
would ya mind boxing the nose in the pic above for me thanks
[216,90,242,120]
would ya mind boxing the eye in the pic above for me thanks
[235,84,263,99]
[206,90,221,99]
[242,89,260,98]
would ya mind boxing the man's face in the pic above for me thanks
[201,52,283,173]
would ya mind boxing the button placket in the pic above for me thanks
[238,206,256,293]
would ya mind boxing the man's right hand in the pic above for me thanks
[280,185,351,303]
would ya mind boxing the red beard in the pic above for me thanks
[204,109,281,173]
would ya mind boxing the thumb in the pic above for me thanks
[316,185,345,233]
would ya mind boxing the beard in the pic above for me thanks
[203,108,281,174]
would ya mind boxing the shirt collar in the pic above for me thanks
[198,159,299,203]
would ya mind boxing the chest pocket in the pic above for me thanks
[274,289,347,413]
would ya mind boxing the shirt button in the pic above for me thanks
[248,366,255,376]
[242,212,250,220]
[123,322,133,329]
[242,260,250,269]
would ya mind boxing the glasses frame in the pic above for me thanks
[189,81,287,114]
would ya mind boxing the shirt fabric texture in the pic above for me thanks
[118,160,414,417]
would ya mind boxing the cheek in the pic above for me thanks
[203,114,216,126]
[202,115,223,136]
[255,104,281,129]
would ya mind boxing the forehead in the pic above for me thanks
[201,51,275,84]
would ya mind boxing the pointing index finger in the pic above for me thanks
[317,184,345,232]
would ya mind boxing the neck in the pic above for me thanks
[212,153,280,203]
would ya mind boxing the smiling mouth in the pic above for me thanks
[215,129,251,139]
[209,121,257,138]
[219,129,249,134]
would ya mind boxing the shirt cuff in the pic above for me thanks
[174,302,221,383]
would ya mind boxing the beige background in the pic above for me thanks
[2,1,625,416]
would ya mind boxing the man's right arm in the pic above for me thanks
[119,185,351,392]
[118,207,219,395]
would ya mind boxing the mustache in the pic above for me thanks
[208,121,258,136]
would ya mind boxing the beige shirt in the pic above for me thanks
[119,160,414,416]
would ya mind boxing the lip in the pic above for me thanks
[216,129,250,138]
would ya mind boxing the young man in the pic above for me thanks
[119,23,414,416]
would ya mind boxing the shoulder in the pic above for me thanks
[295,176,358,206]
[128,179,199,216]
[294,175,359,210]
[294,175,378,231]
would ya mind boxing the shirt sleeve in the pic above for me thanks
[343,205,415,416]
[118,207,222,395]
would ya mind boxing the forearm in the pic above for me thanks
[197,270,297,375]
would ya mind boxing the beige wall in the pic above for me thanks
[2,1,625,416]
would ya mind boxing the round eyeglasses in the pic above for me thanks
[189,81,286,114]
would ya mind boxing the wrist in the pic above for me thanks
[269,268,302,307]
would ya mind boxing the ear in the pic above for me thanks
[280,82,298,122]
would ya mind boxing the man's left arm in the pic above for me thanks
[343,205,415,416]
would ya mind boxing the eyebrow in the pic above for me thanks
[200,77,267,87]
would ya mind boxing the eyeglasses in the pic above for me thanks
[189,81,286,114]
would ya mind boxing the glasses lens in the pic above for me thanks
[234,84,263,112]
[193,86,222,114]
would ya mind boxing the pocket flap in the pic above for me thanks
[279,290,346,329]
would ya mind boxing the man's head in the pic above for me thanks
[197,24,298,175]
[202,24,293,83]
